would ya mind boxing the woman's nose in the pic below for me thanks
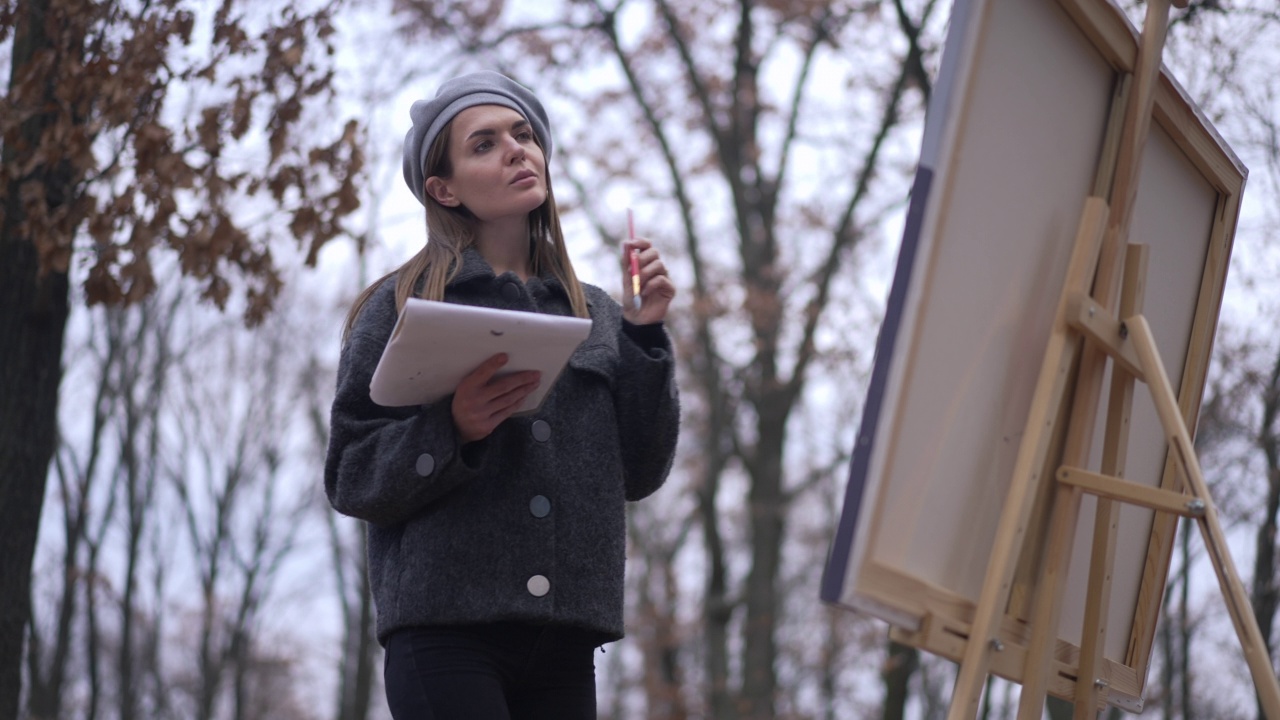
[506,138,526,163]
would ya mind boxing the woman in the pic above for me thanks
[324,71,680,719]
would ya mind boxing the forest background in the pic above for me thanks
[3,0,1280,719]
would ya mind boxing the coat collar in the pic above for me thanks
[447,246,497,285]
[448,246,574,302]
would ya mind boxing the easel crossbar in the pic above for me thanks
[1055,466,1204,517]
[1065,292,1145,381]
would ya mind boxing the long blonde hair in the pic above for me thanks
[343,119,589,344]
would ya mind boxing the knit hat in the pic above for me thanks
[402,71,553,207]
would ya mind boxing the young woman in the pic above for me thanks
[324,71,680,719]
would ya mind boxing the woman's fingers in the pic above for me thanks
[452,354,541,443]
[622,237,675,324]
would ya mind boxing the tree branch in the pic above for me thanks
[772,9,832,204]
[652,0,726,152]
[786,43,916,400]
[892,0,938,104]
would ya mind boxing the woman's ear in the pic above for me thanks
[424,176,459,207]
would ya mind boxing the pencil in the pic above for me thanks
[627,209,641,310]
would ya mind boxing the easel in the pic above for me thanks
[938,1,1280,717]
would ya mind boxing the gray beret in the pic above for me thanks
[402,71,553,207]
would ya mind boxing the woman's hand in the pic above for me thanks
[451,354,541,443]
[622,237,675,324]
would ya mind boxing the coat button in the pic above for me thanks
[531,420,551,442]
[527,575,550,597]
[530,495,551,518]
[501,281,521,302]
[415,453,435,477]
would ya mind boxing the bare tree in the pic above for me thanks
[25,315,123,720]
[24,287,186,720]
[1237,77,1280,720]
[164,305,312,720]
[1165,5,1280,717]
[25,322,118,719]
[307,357,380,720]
[27,259,351,720]
[626,500,697,719]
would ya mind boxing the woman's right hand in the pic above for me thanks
[451,353,541,443]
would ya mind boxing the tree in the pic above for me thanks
[303,352,380,720]
[165,301,313,720]
[0,0,362,715]
[1232,52,1280,720]
[880,641,919,720]
[25,298,160,720]
[27,271,341,720]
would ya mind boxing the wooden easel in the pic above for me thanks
[942,1,1280,717]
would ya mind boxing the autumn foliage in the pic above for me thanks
[0,0,363,323]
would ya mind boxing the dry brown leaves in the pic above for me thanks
[1,0,364,326]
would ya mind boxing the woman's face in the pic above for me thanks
[426,104,548,223]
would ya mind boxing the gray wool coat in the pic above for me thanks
[325,248,680,646]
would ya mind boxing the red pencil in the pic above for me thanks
[627,209,641,310]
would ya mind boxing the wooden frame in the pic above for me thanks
[820,0,1247,711]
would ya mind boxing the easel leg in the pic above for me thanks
[1016,337,1107,720]
[1018,229,1132,720]
[1127,315,1280,719]
[1072,244,1148,719]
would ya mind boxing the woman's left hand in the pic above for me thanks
[621,237,675,324]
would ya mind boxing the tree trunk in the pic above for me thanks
[0,1,76,717]
[1046,695,1073,720]
[635,544,688,720]
[741,411,788,718]
[1180,517,1193,720]
[26,450,96,720]
[352,560,377,720]
[1252,348,1280,720]
[699,464,733,720]
[880,640,918,720]
[1160,567,1176,720]
[337,548,377,720]
[119,403,143,720]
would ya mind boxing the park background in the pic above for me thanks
[3,0,1280,718]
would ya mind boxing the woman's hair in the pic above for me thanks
[342,119,589,344]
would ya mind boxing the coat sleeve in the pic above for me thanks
[612,313,681,502]
[324,286,491,526]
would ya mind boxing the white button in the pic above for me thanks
[531,420,551,442]
[529,495,551,518]
[415,453,435,477]
[527,575,550,597]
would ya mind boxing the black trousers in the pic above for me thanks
[383,622,602,720]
